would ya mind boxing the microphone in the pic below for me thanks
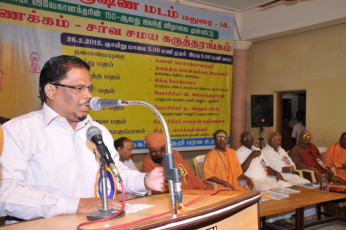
[90,97,128,111]
[87,126,122,183]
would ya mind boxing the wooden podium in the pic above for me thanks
[1,190,260,230]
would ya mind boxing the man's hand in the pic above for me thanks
[282,166,294,173]
[206,177,234,190]
[274,171,287,182]
[146,167,166,192]
[250,150,261,159]
[245,177,254,190]
[330,175,343,183]
[223,181,235,190]
[77,198,122,214]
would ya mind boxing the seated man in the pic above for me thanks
[262,132,310,185]
[326,132,346,182]
[142,132,212,190]
[236,131,292,191]
[203,130,254,191]
[114,137,138,171]
[289,130,334,182]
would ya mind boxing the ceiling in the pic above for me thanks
[170,0,346,42]
[186,0,278,12]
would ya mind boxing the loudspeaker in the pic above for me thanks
[251,95,273,127]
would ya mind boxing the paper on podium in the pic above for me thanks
[270,187,301,195]
[125,204,155,214]
[261,191,289,200]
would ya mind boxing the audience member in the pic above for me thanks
[291,110,306,144]
[262,132,310,185]
[326,132,346,182]
[142,132,212,190]
[289,130,335,182]
[236,131,292,191]
[114,137,138,171]
[203,130,254,191]
[281,117,295,151]
[0,55,164,221]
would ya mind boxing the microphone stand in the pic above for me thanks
[87,158,125,220]
[116,100,182,215]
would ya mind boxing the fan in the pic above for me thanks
[259,0,296,8]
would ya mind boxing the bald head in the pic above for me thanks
[299,130,311,145]
[240,131,254,149]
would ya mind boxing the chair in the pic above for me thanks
[288,149,318,184]
[295,169,317,184]
[294,147,337,184]
[193,155,218,189]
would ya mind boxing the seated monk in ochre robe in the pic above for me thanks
[203,130,253,191]
[326,132,346,182]
[289,130,334,182]
[142,132,212,191]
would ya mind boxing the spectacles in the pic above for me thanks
[272,138,282,142]
[301,135,311,139]
[243,136,254,141]
[53,83,94,93]
[216,136,227,140]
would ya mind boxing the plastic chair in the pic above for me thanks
[193,155,218,189]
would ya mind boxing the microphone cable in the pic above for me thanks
[76,181,126,230]
[76,187,232,230]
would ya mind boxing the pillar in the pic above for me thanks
[230,41,252,149]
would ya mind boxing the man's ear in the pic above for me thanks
[116,147,121,153]
[45,83,57,100]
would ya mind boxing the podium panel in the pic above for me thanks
[1,190,260,230]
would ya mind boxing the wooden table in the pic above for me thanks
[260,186,346,230]
[0,190,260,230]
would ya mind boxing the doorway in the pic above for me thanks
[276,90,306,151]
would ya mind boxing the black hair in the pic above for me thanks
[39,55,90,102]
[114,137,128,149]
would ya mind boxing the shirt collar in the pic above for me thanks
[42,103,92,129]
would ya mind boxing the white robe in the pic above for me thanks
[262,144,311,185]
[236,145,292,191]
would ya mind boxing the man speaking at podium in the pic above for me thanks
[0,55,165,222]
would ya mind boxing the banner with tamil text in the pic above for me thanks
[0,0,234,151]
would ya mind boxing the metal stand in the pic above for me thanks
[117,100,182,215]
[257,126,265,149]
[86,159,124,221]
[90,97,183,215]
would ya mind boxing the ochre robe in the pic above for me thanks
[326,142,346,181]
[142,150,210,190]
[203,148,247,191]
[301,143,326,173]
